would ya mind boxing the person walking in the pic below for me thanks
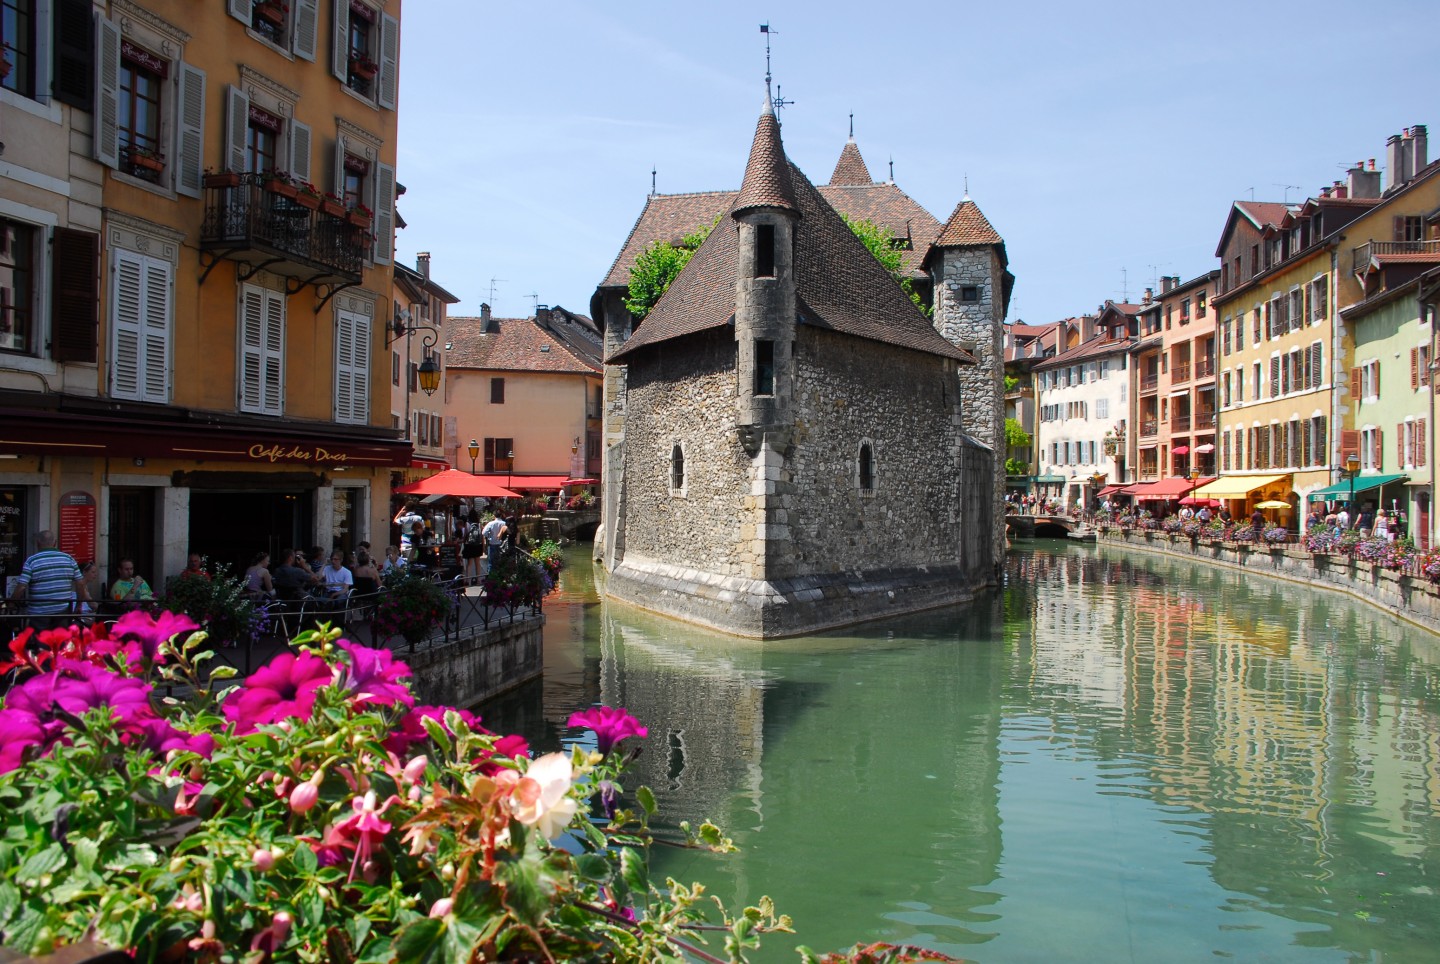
[10,530,90,618]
[481,514,507,571]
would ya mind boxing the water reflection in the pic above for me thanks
[484,543,1440,962]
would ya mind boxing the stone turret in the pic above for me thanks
[925,198,1012,573]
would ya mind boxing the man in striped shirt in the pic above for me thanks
[11,530,89,617]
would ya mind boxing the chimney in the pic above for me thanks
[1388,132,1409,189]
[1160,275,1177,294]
[1320,185,1331,199]
[1408,124,1428,180]
[1143,287,1153,304]
[1348,161,1381,199]
[1332,181,1347,199]
[480,302,495,333]
[416,251,431,279]
[536,304,552,327]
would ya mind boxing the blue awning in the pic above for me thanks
[1306,472,1409,501]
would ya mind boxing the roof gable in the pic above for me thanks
[828,139,873,186]
[448,315,601,375]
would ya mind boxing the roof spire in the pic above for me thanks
[848,112,854,140]
[963,173,970,201]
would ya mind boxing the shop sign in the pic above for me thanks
[246,443,353,465]
[58,490,96,565]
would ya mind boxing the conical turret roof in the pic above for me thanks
[934,198,1003,247]
[733,92,798,216]
[828,138,873,186]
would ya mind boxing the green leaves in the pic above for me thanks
[625,216,719,320]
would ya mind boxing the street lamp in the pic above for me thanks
[386,313,442,397]
[1346,452,1362,518]
[506,448,515,494]
[467,439,479,475]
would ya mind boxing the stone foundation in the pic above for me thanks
[603,553,984,638]
[405,616,544,707]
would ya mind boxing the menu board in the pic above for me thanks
[0,487,25,587]
[58,491,97,566]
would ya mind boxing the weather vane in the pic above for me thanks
[760,24,794,111]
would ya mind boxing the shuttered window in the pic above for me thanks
[51,227,99,364]
[109,249,170,403]
[239,285,285,416]
[334,308,371,424]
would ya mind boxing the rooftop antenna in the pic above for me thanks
[1246,186,1255,201]
[760,24,794,111]
[1273,182,1301,202]
[527,293,539,314]
[488,278,506,310]
[963,173,970,200]
[1120,267,1129,303]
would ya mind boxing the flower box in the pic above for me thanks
[255,1,286,26]
[321,198,347,218]
[350,57,379,80]
[265,178,298,199]
[295,191,321,210]
[203,170,241,188]
[347,209,372,230]
[125,149,164,173]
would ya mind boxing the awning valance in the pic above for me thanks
[1192,474,1289,499]
[394,469,521,499]
[1098,484,1125,497]
[1032,473,1066,483]
[1305,472,1409,501]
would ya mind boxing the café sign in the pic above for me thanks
[247,443,351,465]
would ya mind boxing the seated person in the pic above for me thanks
[320,550,354,598]
[108,558,154,608]
[180,552,209,581]
[351,549,381,595]
[380,545,406,576]
[244,551,275,598]
[271,549,313,601]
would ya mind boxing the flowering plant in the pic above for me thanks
[372,570,451,647]
[565,493,595,510]
[163,563,262,648]
[1180,518,1203,537]
[1262,526,1289,544]
[296,180,322,199]
[1421,549,1440,583]
[1304,523,1342,553]
[482,552,553,611]
[1160,517,1183,533]
[1229,524,1257,543]
[0,616,805,962]
[532,540,565,581]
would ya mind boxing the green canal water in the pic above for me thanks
[483,542,1440,962]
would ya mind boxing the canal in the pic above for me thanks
[483,541,1440,962]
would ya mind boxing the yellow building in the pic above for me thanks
[1209,128,1440,526]
[1,0,408,587]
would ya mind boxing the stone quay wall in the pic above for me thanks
[1100,529,1440,636]
[405,616,544,708]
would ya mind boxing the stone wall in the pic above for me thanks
[405,616,544,707]
[1100,529,1440,636]
[932,247,1007,570]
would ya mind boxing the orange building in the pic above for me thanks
[1,1,408,586]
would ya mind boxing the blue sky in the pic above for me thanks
[395,0,1436,326]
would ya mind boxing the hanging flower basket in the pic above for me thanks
[255,1,287,26]
[203,170,241,188]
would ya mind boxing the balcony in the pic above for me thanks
[1351,238,1440,274]
[1171,415,1192,432]
[1194,412,1215,431]
[1171,362,1191,383]
[199,174,368,298]
[1194,356,1215,380]
[1140,418,1159,438]
[1141,375,1159,394]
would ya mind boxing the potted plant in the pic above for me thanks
[320,192,347,217]
[349,54,379,80]
[123,144,165,173]
[161,564,261,648]
[295,179,322,209]
[202,168,241,188]
[254,0,288,26]
[347,202,373,229]
[262,169,298,199]
[372,569,451,648]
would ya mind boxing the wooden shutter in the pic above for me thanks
[377,13,399,110]
[224,85,249,173]
[93,14,121,169]
[1413,348,1420,390]
[1372,428,1383,470]
[1394,216,1407,242]
[372,162,395,264]
[226,0,250,22]
[1399,422,1407,467]
[1340,429,1360,461]
[1310,343,1323,390]
[239,286,285,416]
[51,228,99,364]
[1270,356,1280,397]
[1303,286,1311,327]
[141,257,170,402]
[333,132,348,196]
[288,119,312,185]
[1350,367,1361,399]
[331,0,350,83]
[1374,360,1381,396]
[53,0,94,109]
[293,0,319,61]
[334,309,370,424]
[110,250,143,398]
[1419,419,1427,467]
[175,62,206,198]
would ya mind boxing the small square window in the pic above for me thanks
[960,286,979,303]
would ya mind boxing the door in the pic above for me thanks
[108,487,158,592]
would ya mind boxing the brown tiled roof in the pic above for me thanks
[828,139,873,186]
[610,144,969,365]
[817,181,943,278]
[600,191,735,289]
[447,315,601,375]
[733,104,798,216]
[1234,201,1291,230]
[1032,334,1133,370]
[934,199,1003,247]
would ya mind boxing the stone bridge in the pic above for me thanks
[1006,513,1088,540]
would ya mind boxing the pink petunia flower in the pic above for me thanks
[127,718,215,758]
[474,732,530,776]
[112,609,199,665]
[567,706,648,755]
[223,651,332,733]
[383,704,479,753]
[337,641,414,709]
[0,708,45,774]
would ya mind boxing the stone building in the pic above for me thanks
[592,94,1003,637]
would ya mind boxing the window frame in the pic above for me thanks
[490,377,505,404]
[857,439,876,496]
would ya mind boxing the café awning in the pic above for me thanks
[1171,445,1190,456]
[1305,472,1409,501]
[1191,474,1289,500]
[1098,485,1125,497]
[1032,473,1066,483]
[505,474,571,491]
[1124,476,1206,501]
[394,470,520,499]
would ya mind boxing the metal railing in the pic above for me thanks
[1141,375,1159,393]
[1171,415,1192,432]
[1194,412,1216,430]
[199,173,367,280]
[1140,418,1159,437]
[1171,363,1191,383]
[1351,238,1440,273]
[1194,357,1215,379]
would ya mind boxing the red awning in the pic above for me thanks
[504,474,571,491]
[1171,445,1190,456]
[564,478,600,485]
[410,457,449,470]
[1124,476,1205,501]
[394,469,520,499]
[1098,485,1125,497]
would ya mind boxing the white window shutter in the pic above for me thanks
[293,0,319,61]
[225,85,250,173]
[333,132,347,196]
[352,313,371,423]
[142,258,171,403]
[263,291,285,415]
[334,311,353,422]
[33,0,52,105]
[111,251,143,399]
[377,13,399,110]
[331,0,350,82]
[175,62,206,198]
[94,16,121,169]
[240,287,265,413]
[227,0,250,23]
[288,119,312,185]
[372,162,394,264]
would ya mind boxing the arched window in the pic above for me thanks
[670,443,685,493]
[858,441,874,493]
